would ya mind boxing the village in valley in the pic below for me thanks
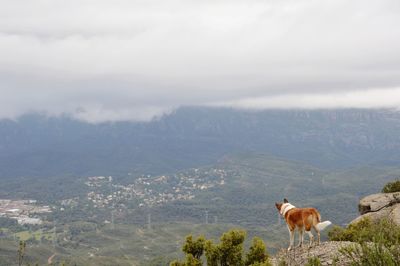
[0,167,230,250]
[84,168,227,209]
[1,167,229,228]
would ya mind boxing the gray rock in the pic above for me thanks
[272,241,357,266]
[352,192,400,225]
[391,204,400,225]
[351,207,391,224]
[358,192,400,214]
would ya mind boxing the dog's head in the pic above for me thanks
[275,198,289,212]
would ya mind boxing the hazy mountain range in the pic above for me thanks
[1,107,400,180]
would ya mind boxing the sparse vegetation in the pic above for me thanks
[305,257,321,266]
[245,237,270,266]
[382,179,400,193]
[328,218,400,246]
[277,259,288,266]
[329,218,400,265]
[340,241,400,266]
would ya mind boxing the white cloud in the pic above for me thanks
[0,0,400,122]
[210,87,400,110]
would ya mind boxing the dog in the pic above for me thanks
[275,198,331,251]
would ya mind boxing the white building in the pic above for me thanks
[17,217,42,225]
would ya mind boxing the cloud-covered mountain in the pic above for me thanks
[1,107,400,179]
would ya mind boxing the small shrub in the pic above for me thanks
[169,260,183,266]
[382,179,400,193]
[328,218,400,246]
[305,257,321,266]
[208,229,246,266]
[277,259,288,266]
[340,242,400,266]
[245,237,271,266]
[330,217,400,265]
[182,235,206,259]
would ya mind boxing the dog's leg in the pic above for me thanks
[317,231,321,245]
[288,229,295,251]
[297,228,304,248]
[305,230,313,247]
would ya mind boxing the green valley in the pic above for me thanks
[1,153,399,265]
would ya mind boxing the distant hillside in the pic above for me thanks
[1,108,400,179]
[146,153,400,228]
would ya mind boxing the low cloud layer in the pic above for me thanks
[211,87,400,110]
[1,0,400,122]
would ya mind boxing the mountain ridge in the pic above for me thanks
[1,108,400,180]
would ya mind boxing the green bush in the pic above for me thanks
[328,218,400,246]
[382,179,400,193]
[183,235,206,260]
[204,230,246,266]
[171,230,272,266]
[171,235,205,266]
[329,217,400,265]
[245,237,271,266]
[340,242,400,266]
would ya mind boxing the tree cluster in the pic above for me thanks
[170,229,271,266]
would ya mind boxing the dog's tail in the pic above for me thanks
[315,221,332,231]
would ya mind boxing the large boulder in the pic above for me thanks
[351,192,400,225]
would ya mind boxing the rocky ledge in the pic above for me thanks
[352,192,400,225]
[272,241,357,266]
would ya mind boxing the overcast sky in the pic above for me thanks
[1,0,400,122]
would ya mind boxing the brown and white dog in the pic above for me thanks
[275,198,331,251]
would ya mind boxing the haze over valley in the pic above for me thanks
[1,108,400,265]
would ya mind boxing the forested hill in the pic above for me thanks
[1,108,400,178]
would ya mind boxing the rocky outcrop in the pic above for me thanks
[351,192,400,225]
[358,192,400,214]
[272,241,357,266]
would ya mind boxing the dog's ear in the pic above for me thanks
[275,202,280,210]
[283,198,288,203]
